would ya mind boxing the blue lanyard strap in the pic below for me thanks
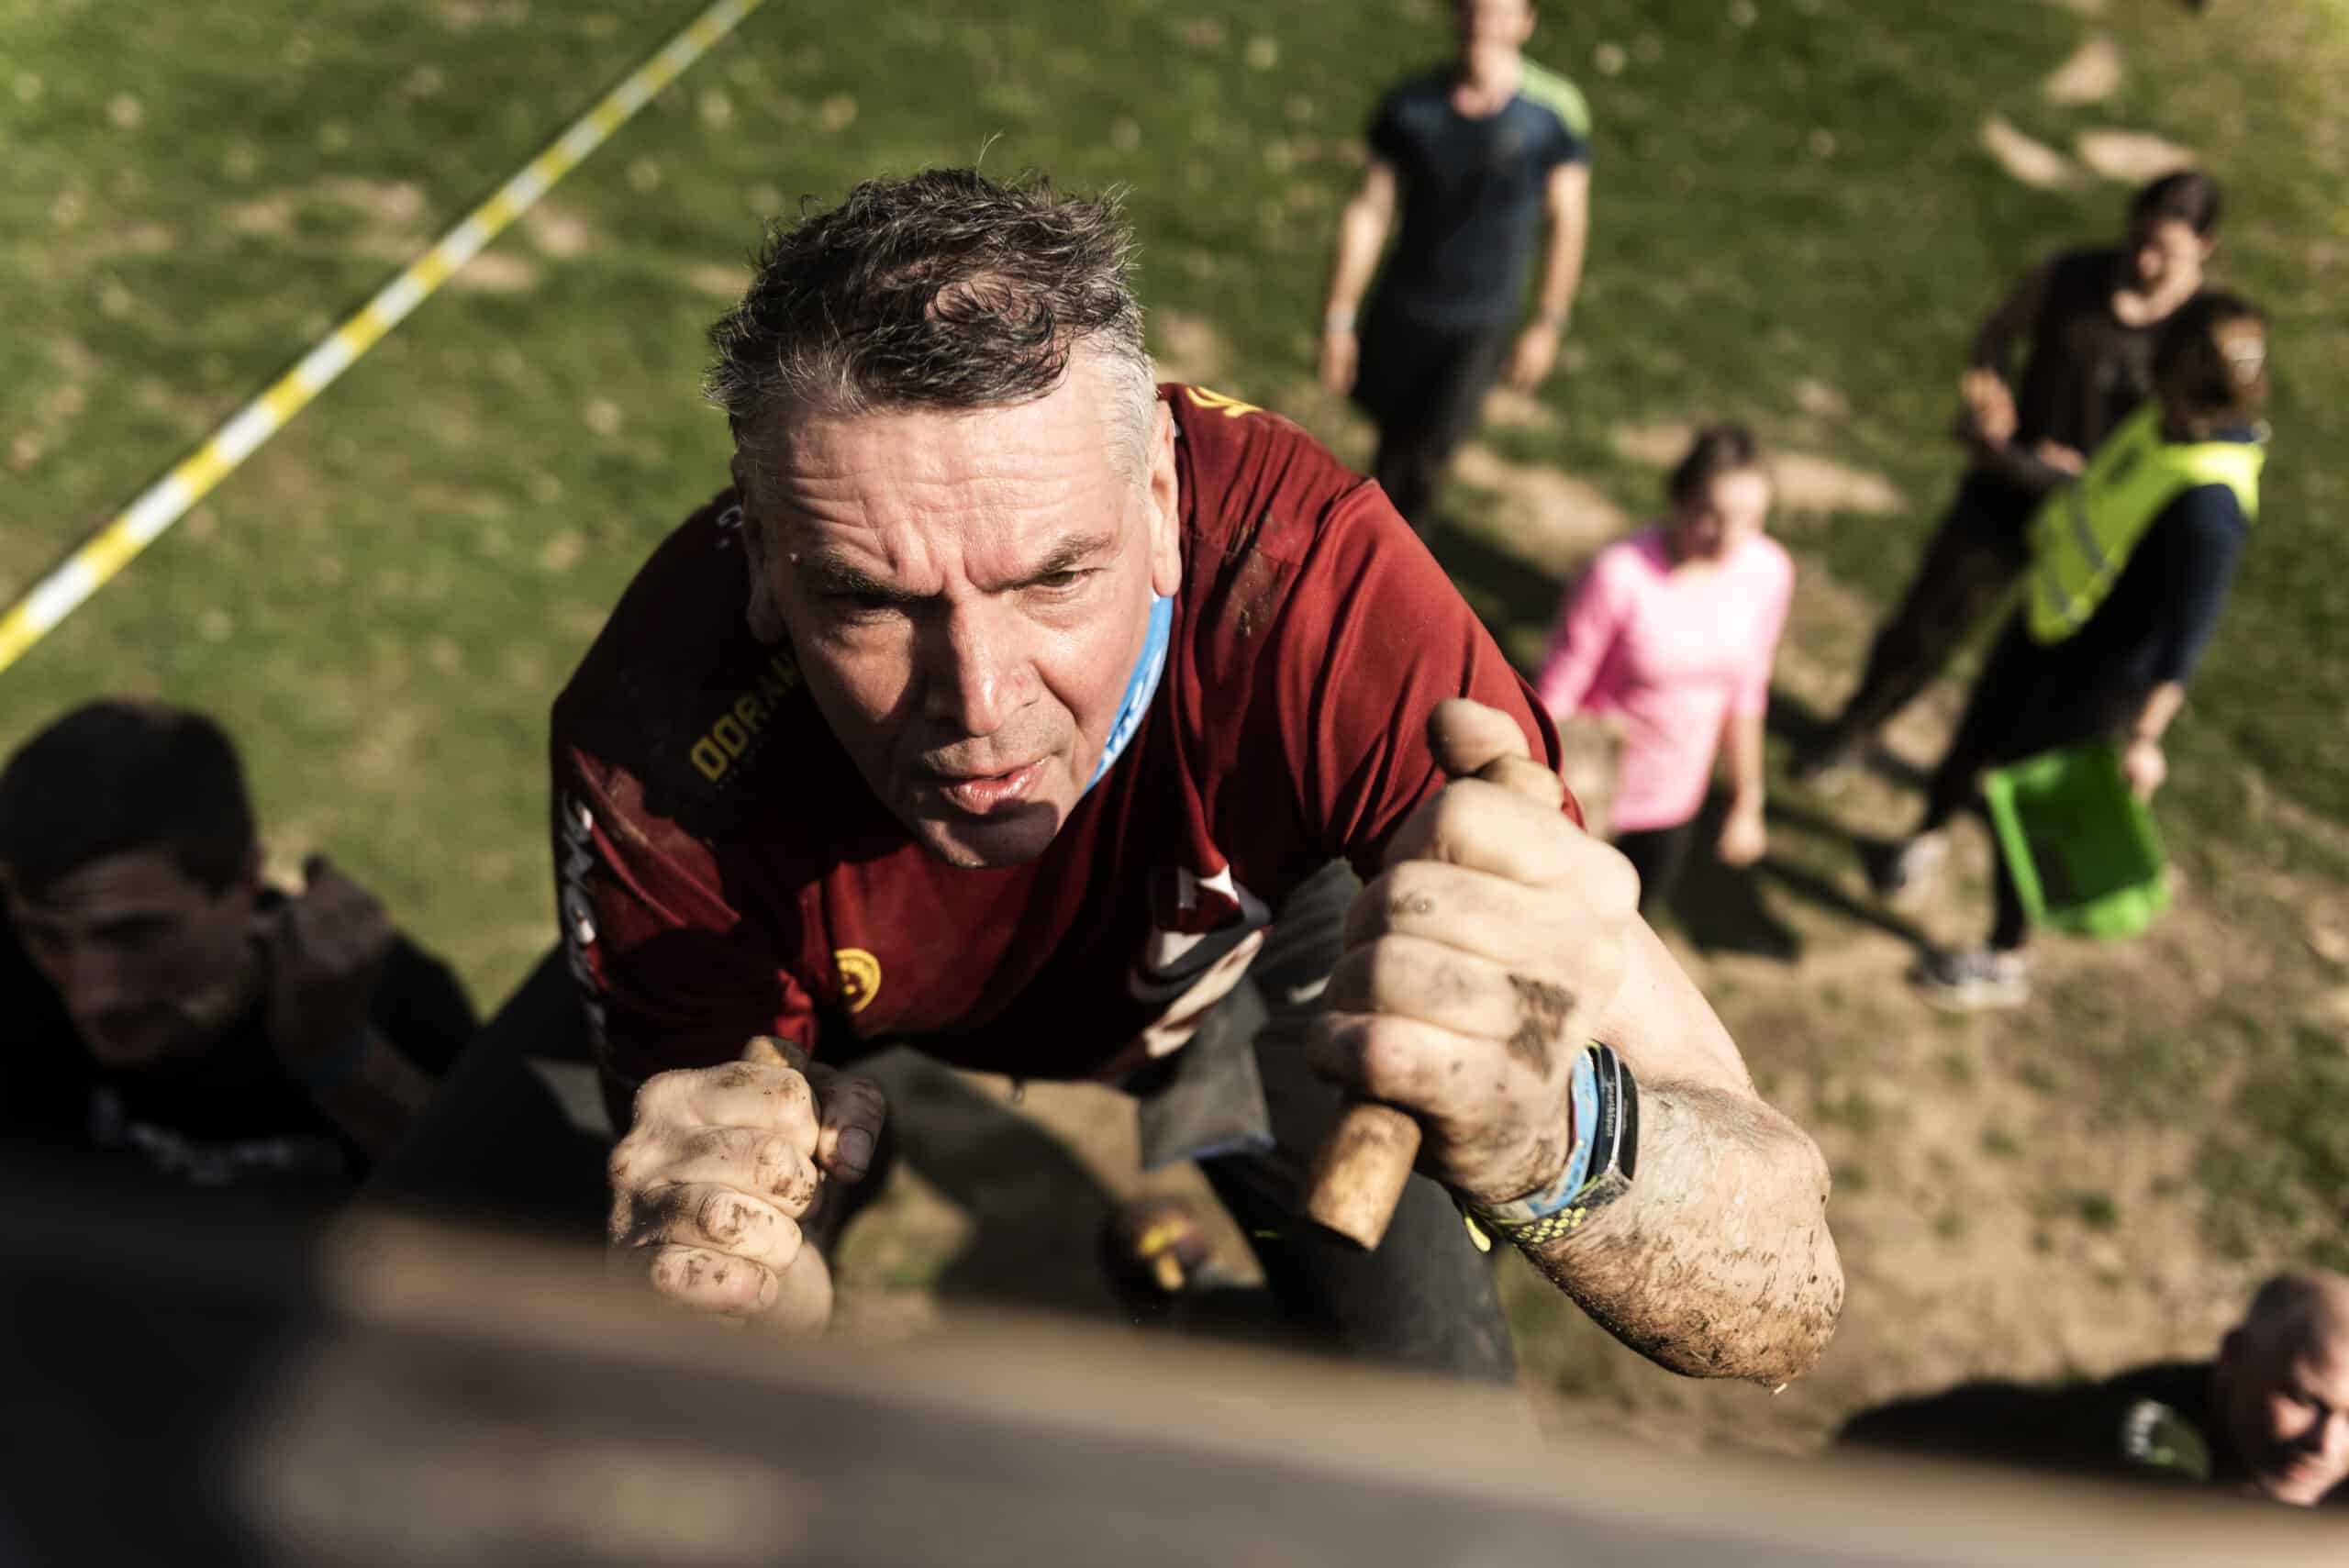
[1085,593,1174,794]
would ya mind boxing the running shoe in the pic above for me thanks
[1910,946,2031,1010]
[1867,831,1947,906]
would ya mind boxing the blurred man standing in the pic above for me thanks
[1318,0,1592,531]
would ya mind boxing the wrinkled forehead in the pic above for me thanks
[747,389,1146,586]
[744,362,1135,512]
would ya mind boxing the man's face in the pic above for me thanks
[2131,217,2212,292]
[6,846,261,1069]
[2220,1320,2349,1505]
[740,361,1182,868]
[1454,0,1534,53]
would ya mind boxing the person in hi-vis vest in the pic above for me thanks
[1869,292,2270,1010]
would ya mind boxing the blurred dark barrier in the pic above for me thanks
[0,1175,2340,1566]
[365,947,609,1240]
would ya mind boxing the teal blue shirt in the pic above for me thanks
[1367,61,1590,328]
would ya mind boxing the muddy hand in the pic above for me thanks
[607,1034,886,1333]
[1305,701,1623,1246]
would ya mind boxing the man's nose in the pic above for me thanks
[922,600,1028,740]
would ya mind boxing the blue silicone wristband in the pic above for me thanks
[1471,1045,1601,1227]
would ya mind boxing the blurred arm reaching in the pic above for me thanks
[1508,162,1590,391]
[1318,159,1397,395]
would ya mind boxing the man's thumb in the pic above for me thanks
[1427,698,1564,807]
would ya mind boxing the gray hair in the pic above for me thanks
[706,169,1158,481]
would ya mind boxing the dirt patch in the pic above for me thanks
[2075,128,2197,183]
[1612,423,1902,516]
[1609,421,1692,467]
[449,250,540,294]
[228,195,295,237]
[523,202,595,259]
[1979,116,2078,190]
[1794,379,1851,419]
[1452,441,1631,574]
[316,175,429,228]
[1149,308,1225,385]
[1482,385,1556,432]
[1771,451,1904,517]
[117,222,174,256]
[680,261,751,300]
[2043,34,2122,105]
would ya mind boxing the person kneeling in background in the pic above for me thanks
[1535,425,1792,913]
[0,700,474,1204]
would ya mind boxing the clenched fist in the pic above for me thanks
[1310,700,1638,1211]
[607,1037,886,1334]
[262,854,397,1074]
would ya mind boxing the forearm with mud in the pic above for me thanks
[1521,1081,1841,1385]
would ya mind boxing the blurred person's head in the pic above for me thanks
[1664,424,1773,565]
[2153,290,2268,439]
[2126,171,2222,294]
[1454,0,1536,61]
[0,701,263,1068]
[2214,1271,2349,1505]
[705,170,1178,870]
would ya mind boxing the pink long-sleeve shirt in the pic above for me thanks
[1535,527,1794,833]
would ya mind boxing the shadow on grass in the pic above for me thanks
[857,1051,1131,1318]
[1423,512,1575,642]
[1647,799,1928,962]
[1765,686,1932,795]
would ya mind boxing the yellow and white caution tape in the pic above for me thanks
[0,0,768,675]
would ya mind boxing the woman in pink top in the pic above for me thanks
[1536,425,1794,911]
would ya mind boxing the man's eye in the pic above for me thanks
[829,591,900,616]
[1031,570,1092,594]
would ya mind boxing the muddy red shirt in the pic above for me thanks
[551,384,1580,1089]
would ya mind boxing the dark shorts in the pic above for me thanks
[1350,300,1515,452]
[1943,468,2043,566]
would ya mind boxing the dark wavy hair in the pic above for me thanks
[0,700,256,895]
[706,169,1155,474]
[1666,423,1767,508]
[2130,170,2223,238]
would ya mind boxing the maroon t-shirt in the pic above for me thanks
[551,384,1581,1090]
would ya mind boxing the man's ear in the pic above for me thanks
[1145,401,1183,599]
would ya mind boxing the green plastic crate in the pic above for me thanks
[1981,741,2170,940]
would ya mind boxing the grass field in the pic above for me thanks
[6,0,2347,1448]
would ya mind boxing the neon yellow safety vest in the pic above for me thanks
[2026,404,2265,644]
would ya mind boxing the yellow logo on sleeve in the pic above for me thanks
[834,948,882,1014]
[1183,386,1263,420]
